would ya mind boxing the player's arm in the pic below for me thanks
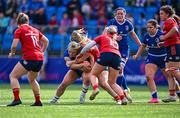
[129,31,142,46]
[9,39,19,57]
[160,26,179,40]
[40,35,49,52]
[64,56,84,70]
[69,61,84,70]
[80,41,96,54]
[88,53,95,67]
[64,57,76,67]
[133,44,146,60]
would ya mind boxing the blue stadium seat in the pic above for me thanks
[52,39,61,51]
[124,6,133,13]
[2,34,13,50]
[86,20,97,36]
[56,6,67,22]
[62,0,71,5]
[52,34,65,51]
[46,6,57,22]
[45,33,53,42]
[132,7,145,24]
[0,33,2,42]
[146,7,158,19]
[115,0,125,7]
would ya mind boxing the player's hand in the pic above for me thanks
[157,42,164,48]
[75,54,83,63]
[82,61,92,72]
[159,35,165,41]
[132,55,138,60]
[116,35,122,41]
[8,52,15,58]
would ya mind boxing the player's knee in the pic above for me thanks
[166,67,179,77]
[146,74,154,81]
[99,81,107,88]
[9,72,17,80]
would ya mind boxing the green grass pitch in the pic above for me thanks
[0,84,180,118]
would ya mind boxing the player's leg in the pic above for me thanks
[49,70,79,104]
[80,72,91,104]
[98,70,121,103]
[162,62,180,103]
[108,67,127,105]
[7,61,28,106]
[27,71,42,106]
[145,63,159,103]
[89,62,104,100]
[117,58,132,102]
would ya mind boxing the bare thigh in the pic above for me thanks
[10,62,28,79]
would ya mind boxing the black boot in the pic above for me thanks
[7,99,22,106]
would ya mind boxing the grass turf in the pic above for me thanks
[0,84,180,118]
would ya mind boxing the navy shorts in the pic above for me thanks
[166,44,180,62]
[146,55,166,69]
[97,52,121,70]
[20,60,43,72]
[119,48,129,67]
[71,69,83,77]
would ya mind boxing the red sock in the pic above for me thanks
[13,88,20,100]
[119,95,125,100]
[169,89,176,96]
[114,96,120,101]
[35,94,41,103]
[93,84,99,91]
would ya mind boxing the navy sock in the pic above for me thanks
[152,91,158,98]
[121,76,128,90]
[117,76,123,86]
[176,91,180,98]
[117,76,128,90]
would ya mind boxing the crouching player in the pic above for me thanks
[49,41,92,104]
[7,13,49,106]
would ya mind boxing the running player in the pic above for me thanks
[159,5,180,102]
[133,19,180,103]
[107,7,142,103]
[7,13,49,106]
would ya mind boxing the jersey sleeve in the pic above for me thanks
[165,18,177,30]
[14,29,21,39]
[94,35,102,43]
[142,35,147,45]
[64,49,69,57]
[126,20,134,32]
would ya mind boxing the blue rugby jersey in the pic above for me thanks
[143,29,166,56]
[107,18,134,58]
[108,18,134,48]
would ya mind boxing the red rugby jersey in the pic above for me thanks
[94,34,120,56]
[163,18,180,46]
[14,24,44,60]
